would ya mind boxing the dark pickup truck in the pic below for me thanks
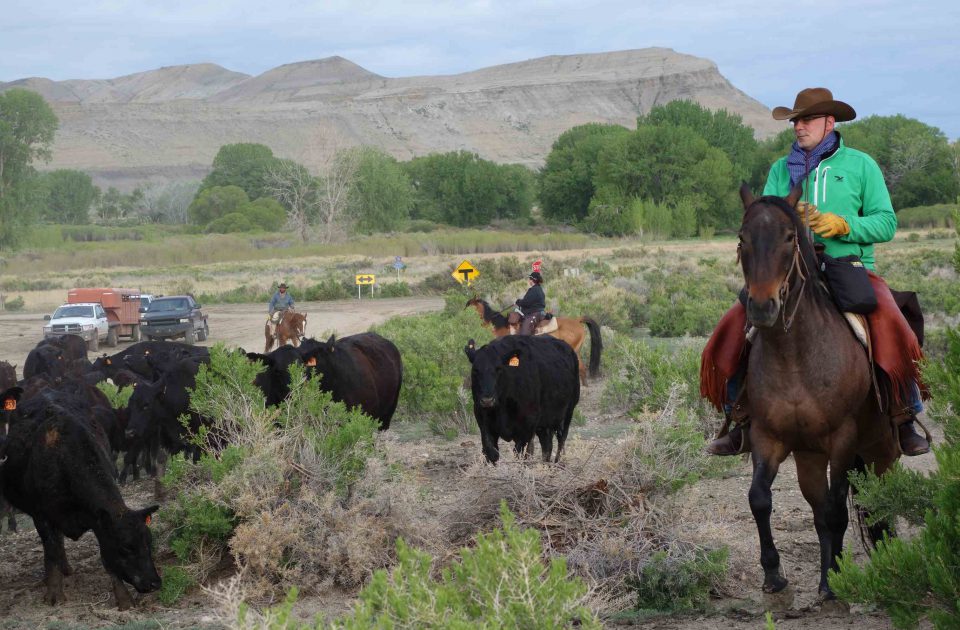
[139,295,209,344]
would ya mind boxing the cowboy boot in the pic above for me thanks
[706,391,751,456]
[898,420,930,456]
[706,421,748,456]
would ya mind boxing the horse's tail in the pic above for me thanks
[581,317,603,378]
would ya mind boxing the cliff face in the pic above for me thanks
[2,48,785,189]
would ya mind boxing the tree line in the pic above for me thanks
[539,100,960,236]
[1,87,958,249]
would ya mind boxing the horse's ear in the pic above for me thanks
[739,182,755,211]
[785,183,804,209]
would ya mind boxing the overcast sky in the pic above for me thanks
[3,0,958,138]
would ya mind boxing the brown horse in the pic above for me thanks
[465,298,602,383]
[735,185,899,601]
[264,310,307,353]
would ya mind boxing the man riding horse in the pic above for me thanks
[267,282,295,336]
[703,87,929,457]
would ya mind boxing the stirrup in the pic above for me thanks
[706,419,750,456]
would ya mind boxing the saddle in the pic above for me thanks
[700,273,924,414]
[506,312,558,335]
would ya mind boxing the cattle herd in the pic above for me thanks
[0,330,581,609]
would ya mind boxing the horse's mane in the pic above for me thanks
[475,299,509,329]
[747,196,831,305]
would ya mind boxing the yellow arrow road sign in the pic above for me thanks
[452,260,480,285]
[355,274,376,285]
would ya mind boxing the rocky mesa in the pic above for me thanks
[1,48,786,189]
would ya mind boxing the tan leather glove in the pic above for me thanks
[795,201,821,225]
[810,213,851,238]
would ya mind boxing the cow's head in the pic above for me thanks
[125,380,161,441]
[299,335,337,382]
[97,504,162,593]
[468,341,523,408]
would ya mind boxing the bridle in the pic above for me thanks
[739,204,812,333]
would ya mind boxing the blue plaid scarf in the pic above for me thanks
[787,131,838,188]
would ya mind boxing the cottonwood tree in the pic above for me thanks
[266,158,320,242]
[0,89,58,248]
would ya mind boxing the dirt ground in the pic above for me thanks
[0,296,444,378]
[0,374,939,629]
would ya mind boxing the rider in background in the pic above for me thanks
[515,271,546,335]
[268,282,295,335]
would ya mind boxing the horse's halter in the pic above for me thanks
[738,204,812,332]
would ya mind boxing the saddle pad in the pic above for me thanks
[535,317,559,335]
[844,312,869,348]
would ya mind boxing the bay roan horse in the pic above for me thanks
[264,309,307,353]
[737,184,898,602]
[465,298,602,383]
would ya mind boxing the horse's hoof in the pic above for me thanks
[762,583,794,611]
[818,597,849,616]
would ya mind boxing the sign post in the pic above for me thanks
[393,256,405,282]
[355,274,376,300]
[452,260,480,285]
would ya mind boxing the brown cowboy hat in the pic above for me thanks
[772,87,856,122]
[278,282,288,289]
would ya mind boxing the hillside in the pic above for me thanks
[1,48,786,189]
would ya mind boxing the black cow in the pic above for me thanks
[464,335,580,464]
[125,357,206,459]
[247,345,305,406]
[1,386,22,533]
[0,386,161,608]
[0,360,16,390]
[299,333,402,430]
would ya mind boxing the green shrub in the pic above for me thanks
[157,566,195,605]
[96,381,134,409]
[630,547,728,613]
[907,232,921,242]
[602,335,706,414]
[830,325,960,628]
[897,204,957,229]
[162,493,237,563]
[377,282,413,298]
[2,295,25,311]
[301,278,352,301]
[372,309,489,424]
[206,212,256,233]
[332,503,600,629]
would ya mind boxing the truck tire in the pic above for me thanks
[197,322,209,342]
[183,328,195,345]
[88,335,99,352]
[132,324,141,342]
[106,328,118,347]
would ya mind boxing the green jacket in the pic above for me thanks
[762,134,896,270]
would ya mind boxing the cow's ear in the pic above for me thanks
[2,386,24,411]
[246,352,269,365]
[139,504,160,525]
[464,339,477,363]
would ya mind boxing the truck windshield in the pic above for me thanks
[148,299,188,312]
[53,305,94,319]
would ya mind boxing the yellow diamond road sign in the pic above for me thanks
[452,260,479,285]
[355,274,376,285]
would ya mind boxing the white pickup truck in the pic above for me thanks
[43,302,116,351]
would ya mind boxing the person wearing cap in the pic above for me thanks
[704,87,929,457]
[267,282,295,334]
[514,271,546,335]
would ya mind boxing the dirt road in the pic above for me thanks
[0,297,444,378]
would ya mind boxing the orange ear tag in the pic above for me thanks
[508,356,520,367]
[145,514,152,526]
[3,398,15,411]
[306,357,317,367]
[106,358,112,365]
